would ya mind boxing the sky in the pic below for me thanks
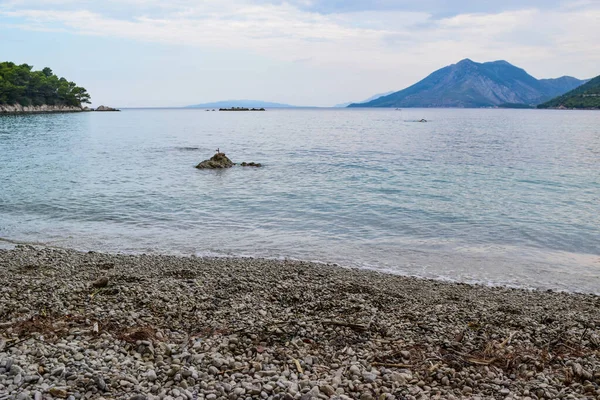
[1,0,599,107]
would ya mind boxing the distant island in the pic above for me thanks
[187,100,295,109]
[538,75,600,109]
[349,59,587,108]
[0,61,91,113]
[219,107,265,111]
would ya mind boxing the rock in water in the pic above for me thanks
[240,162,262,167]
[195,152,234,169]
[95,105,120,111]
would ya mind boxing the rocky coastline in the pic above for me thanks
[0,104,121,114]
[1,245,599,400]
[0,104,84,114]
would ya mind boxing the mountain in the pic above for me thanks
[538,76,589,95]
[538,75,600,109]
[187,100,295,108]
[349,59,586,108]
[334,91,394,107]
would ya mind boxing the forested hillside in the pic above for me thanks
[538,75,600,109]
[0,62,90,107]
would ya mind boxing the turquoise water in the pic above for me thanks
[0,108,599,292]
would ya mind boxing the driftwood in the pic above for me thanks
[371,362,412,368]
[322,320,370,332]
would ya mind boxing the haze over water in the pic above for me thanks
[1,108,598,293]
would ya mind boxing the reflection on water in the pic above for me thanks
[1,108,599,293]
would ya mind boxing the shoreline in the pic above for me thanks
[0,104,86,115]
[1,237,597,297]
[1,245,599,399]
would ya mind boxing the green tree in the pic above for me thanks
[0,61,91,107]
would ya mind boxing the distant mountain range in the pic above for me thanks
[538,75,600,109]
[187,100,295,108]
[349,59,587,108]
[334,91,394,108]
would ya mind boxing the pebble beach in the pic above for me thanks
[1,245,599,400]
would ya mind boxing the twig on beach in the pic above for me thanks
[293,358,304,374]
[89,288,105,300]
[371,362,412,368]
[428,362,442,372]
[499,331,518,348]
[218,366,246,375]
[289,340,301,350]
[322,320,369,332]
[580,327,589,346]
[466,357,497,366]
[373,337,405,344]
[447,348,496,366]
[3,337,30,350]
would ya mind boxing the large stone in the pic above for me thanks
[195,152,234,169]
[95,105,120,111]
[240,162,262,167]
[92,276,109,288]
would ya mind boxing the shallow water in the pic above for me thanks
[1,108,599,292]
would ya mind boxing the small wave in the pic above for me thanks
[0,236,70,251]
[174,146,202,151]
[1,236,598,295]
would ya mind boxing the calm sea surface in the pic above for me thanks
[0,108,598,292]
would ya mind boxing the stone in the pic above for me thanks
[195,152,234,169]
[349,365,361,375]
[96,377,107,391]
[95,105,120,112]
[363,372,377,383]
[10,364,23,375]
[49,388,68,398]
[320,385,336,396]
[208,366,220,375]
[147,370,158,382]
[92,276,109,288]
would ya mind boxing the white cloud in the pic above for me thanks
[1,0,599,105]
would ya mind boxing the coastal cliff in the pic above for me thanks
[0,104,84,114]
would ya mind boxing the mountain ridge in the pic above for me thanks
[538,75,600,109]
[349,59,586,108]
[334,91,395,108]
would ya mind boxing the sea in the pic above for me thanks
[0,108,598,293]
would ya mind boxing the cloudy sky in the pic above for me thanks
[1,0,599,107]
